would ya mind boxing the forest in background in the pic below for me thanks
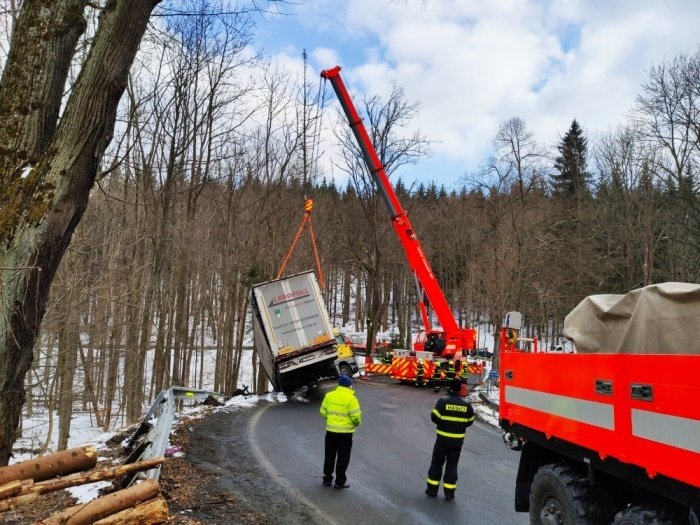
[3,4,700,452]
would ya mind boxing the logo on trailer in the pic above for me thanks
[268,288,311,307]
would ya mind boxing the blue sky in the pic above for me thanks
[252,1,700,189]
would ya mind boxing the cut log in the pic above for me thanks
[92,495,169,525]
[0,458,164,512]
[0,479,30,499]
[31,457,164,495]
[0,446,97,485]
[36,478,160,525]
[0,492,39,512]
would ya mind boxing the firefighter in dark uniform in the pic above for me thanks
[415,359,425,387]
[433,363,446,393]
[425,378,475,500]
[428,361,440,390]
[444,360,455,392]
[460,360,468,383]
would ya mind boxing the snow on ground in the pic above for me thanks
[14,412,118,464]
[69,480,113,504]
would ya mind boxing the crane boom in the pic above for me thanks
[321,66,476,357]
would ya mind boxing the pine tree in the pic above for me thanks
[551,120,590,197]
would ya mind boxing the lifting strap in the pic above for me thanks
[276,198,325,289]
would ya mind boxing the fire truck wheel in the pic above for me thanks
[530,462,616,525]
[613,505,681,525]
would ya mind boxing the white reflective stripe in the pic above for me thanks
[505,386,614,430]
[632,409,700,453]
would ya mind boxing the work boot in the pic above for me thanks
[444,489,455,501]
[425,488,438,497]
[334,483,350,489]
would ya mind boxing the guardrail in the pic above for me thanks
[119,386,226,487]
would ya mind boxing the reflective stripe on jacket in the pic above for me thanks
[431,392,474,445]
[320,386,362,433]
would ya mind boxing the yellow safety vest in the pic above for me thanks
[320,386,362,433]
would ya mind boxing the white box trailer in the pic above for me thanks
[250,271,338,392]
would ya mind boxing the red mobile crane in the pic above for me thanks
[321,66,479,384]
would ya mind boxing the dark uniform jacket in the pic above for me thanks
[431,392,475,447]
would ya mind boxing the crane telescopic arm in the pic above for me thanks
[321,66,475,354]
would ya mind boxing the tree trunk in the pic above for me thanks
[77,339,103,428]
[102,300,124,431]
[342,268,352,326]
[0,0,161,465]
[229,293,248,394]
[123,280,143,424]
[56,310,78,451]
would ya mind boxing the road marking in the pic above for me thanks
[248,403,339,525]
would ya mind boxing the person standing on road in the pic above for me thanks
[425,378,475,500]
[320,374,362,489]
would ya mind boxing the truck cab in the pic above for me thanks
[333,329,359,378]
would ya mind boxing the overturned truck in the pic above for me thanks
[250,271,338,393]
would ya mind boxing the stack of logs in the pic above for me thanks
[0,445,169,524]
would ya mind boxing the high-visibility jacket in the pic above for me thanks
[320,386,362,433]
[431,392,474,446]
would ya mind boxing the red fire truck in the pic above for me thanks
[499,284,700,524]
[320,66,481,386]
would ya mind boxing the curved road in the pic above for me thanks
[246,378,529,525]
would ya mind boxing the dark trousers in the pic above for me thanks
[427,440,462,494]
[323,431,353,485]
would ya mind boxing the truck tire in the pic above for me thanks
[338,363,353,378]
[529,462,616,525]
[613,505,681,525]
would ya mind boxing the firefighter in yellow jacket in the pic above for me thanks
[425,377,475,500]
[320,374,362,489]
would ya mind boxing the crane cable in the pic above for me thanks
[275,198,326,289]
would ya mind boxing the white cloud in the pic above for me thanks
[313,47,341,71]
[302,0,700,181]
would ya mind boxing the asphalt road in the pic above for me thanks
[248,377,529,525]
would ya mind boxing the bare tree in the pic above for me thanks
[594,125,663,289]
[631,51,700,280]
[0,0,160,466]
